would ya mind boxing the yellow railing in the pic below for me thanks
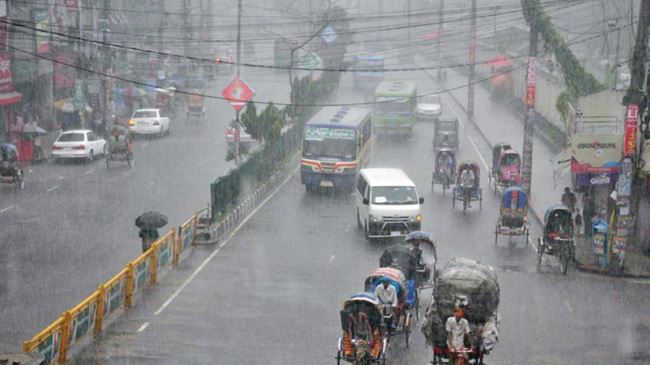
[24,212,199,364]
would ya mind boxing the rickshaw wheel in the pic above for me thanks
[128,158,134,168]
[452,188,456,209]
[17,175,25,190]
[537,239,544,267]
[494,227,499,246]
[336,350,341,365]
[493,179,498,194]
[479,189,482,209]
[560,247,569,275]
[105,157,110,169]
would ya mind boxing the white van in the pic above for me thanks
[355,168,424,239]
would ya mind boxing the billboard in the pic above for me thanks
[0,51,12,92]
[570,134,622,173]
[33,9,50,54]
[54,53,75,88]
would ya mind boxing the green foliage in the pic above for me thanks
[241,101,261,140]
[521,0,606,120]
[259,102,284,145]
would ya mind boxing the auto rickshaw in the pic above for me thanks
[0,143,25,189]
[433,117,459,152]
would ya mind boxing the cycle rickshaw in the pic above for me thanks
[452,161,483,214]
[337,292,388,365]
[0,143,25,189]
[404,231,438,297]
[105,124,134,168]
[431,149,456,195]
[494,186,529,246]
[433,117,459,152]
[364,267,413,347]
[489,148,521,193]
[537,205,575,274]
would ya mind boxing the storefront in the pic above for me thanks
[0,51,22,143]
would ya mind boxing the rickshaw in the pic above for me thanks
[489,148,522,193]
[494,186,529,246]
[433,117,459,152]
[337,292,388,365]
[379,245,422,318]
[105,124,134,168]
[537,205,575,274]
[404,231,438,297]
[156,88,176,118]
[431,149,456,195]
[0,143,25,189]
[186,90,205,123]
[364,267,413,347]
[452,161,482,214]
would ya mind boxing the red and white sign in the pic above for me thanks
[63,0,78,9]
[221,77,255,111]
[623,104,639,156]
[525,56,537,108]
[54,53,75,88]
[0,51,13,93]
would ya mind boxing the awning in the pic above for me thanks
[0,91,22,106]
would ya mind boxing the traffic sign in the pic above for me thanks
[321,26,337,43]
[300,52,322,73]
[221,76,255,111]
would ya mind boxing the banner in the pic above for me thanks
[0,16,6,49]
[54,53,75,88]
[570,134,622,173]
[0,51,12,93]
[623,104,639,156]
[33,9,50,54]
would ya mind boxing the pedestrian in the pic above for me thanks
[139,228,159,253]
[582,192,596,238]
[574,210,583,237]
[561,187,577,212]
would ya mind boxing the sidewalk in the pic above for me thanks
[437,66,650,278]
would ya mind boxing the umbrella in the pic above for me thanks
[135,211,168,229]
[379,244,417,280]
[122,86,146,98]
[12,123,47,136]
[53,98,93,113]
[485,54,513,68]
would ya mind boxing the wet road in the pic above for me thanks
[0,69,290,351]
[71,66,650,364]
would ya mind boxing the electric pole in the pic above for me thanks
[467,0,476,119]
[235,0,243,163]
[437,0,444,81]
[158,0,165,53]
[183,0,189,57]
[521,1,539,196]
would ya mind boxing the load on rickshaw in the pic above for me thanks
[186,90,205,123]
[337,292,388,365]
[452,161,482,214]
[364,267,413,347]
[105,124,134,168]
[422,257,500,365]
[488,143,522,193]
[431,149,456,195]
[379,244,422,319]
[537,205,575,275]
[433,117,459,152]
[494,187,529,246]
[155,88,176,118]
[0,143,25,190]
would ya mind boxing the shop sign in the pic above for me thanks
[0,16,6,49]
[623,104,639,156]
[612,236,627,253]
[593,233,605,256]
[0,51,12,92]
[33,9,50,54]
[570,134,622,173]
[54,53,75,88]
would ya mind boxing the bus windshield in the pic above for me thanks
[303,127,357,160]
[374,97,411,116]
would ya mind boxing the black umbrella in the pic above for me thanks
[135,211,168,230]
[379,244,417,280]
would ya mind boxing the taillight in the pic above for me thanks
[215,58,221,63]
[52,145,63,150]
[227,58,232,63]
[72,145,86,150]
[226,129,231,135]
[128,119,134,126]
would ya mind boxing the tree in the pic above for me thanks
[240,101,261,140]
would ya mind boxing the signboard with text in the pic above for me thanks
[54,53,75,88]
[623,104,638,156]
[0,51,12,93]
[570,134,622,173]
[33,9,50,54]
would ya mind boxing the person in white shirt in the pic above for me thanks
[446,307,474,365]
[374,278,397,307]
[459,168,476,207]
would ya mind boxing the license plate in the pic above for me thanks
[320,181,333,187]
[138,122,147,126]
[391,231,401,236]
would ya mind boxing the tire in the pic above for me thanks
[537,239,544,268]
[103,144,108,157]
[105,156,110,169]
[336,350,341,365]
[463,195,468,215]
[17,174,24,190]
[494,227,499,246]
[560,248,569,275]
[357,209,363,229]
[479,189,483,209]
[452,188,456,209]
[364,221,370,240]
[493,178,498,194]
[87,150,94,163]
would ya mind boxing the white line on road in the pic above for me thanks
[141,143,148,148]
[154,166,300,316]
[564,299,574,313]
[137,322,150,332]
[0,205,15,213]
[46,185,59,192]
[83,169,95,176]
[630,280,650,285]
[329,255,336,263]
[528,236,537,252]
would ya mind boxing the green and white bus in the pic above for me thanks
[372,80,417,135]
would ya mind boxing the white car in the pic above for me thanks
[417,94,443,121]
[225,122,255,149]
[128,109,170,136]
[51,130,107,163]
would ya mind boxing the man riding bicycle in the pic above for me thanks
[459,167,476,208]
[374,277,399,328]
[438,151,455,189]
[446,307,474,365]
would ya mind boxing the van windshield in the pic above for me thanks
[371,186,417,205]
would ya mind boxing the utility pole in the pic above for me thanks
[235,0,242,163]
[437,0,444,80]
[492,6,501,50]
[183,0,189,57]
[101,0,110,123]
[158,0,165,53]
[407,0,411,57]
[521,1,539,196]
[467,0,476,119]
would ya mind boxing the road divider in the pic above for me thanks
[23,214,200,364]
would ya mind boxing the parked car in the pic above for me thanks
[51,130,107,163]
[416,94,443,121]
[128,109,170,136]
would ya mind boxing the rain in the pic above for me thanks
[1,0,650,364]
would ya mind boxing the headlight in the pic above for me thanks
[369,215,382,223]
[417,214,422,222]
